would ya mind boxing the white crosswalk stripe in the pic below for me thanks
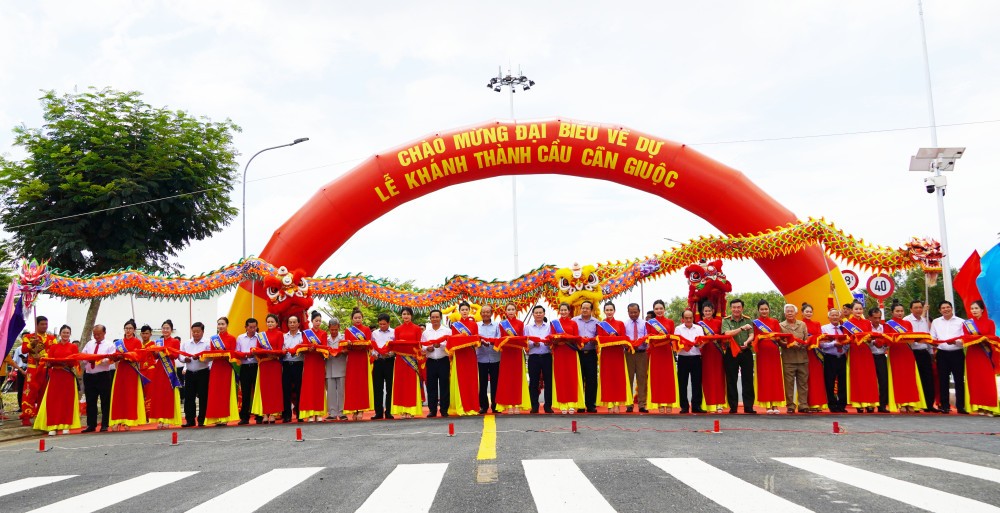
[186,467,324,513]
[774,457,1000,513]
[8,457,1000,512]
[0,475,77,499]
[522,459,616,513]
[26,471,198,513]
[895,457,1000,484]
[648,458,813,513]
[355,463,448,513]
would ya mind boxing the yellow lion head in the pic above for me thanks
[442,301,482,323]
[554,262,604,318]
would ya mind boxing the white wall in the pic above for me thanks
[65,296,219,342]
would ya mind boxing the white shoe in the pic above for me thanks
[48,431,55,436]
[568,408,576,414]
[62,429,70,435]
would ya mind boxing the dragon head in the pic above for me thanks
[905,237,943,286]
[17,258,51,314]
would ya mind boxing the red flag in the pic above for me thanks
[953,251,982,314]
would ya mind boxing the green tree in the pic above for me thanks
[0,246,11,304]
[0,88,240,344]
[661,291,786,321]
[855,267,964,320]
[319,278,431,327]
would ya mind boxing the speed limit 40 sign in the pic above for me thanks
[866,273,895,300]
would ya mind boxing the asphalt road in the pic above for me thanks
[2,414,999,512]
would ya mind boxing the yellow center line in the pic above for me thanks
[476,414,497,460]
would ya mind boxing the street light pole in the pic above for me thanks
[487,67,535,277]
[916,1,954,304]
[242,137,309,259]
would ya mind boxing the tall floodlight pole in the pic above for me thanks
[915,1,954,304]
[487,67,535,277]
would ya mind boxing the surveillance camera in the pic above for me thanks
[924,177,935,194]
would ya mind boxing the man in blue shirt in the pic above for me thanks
[477,305,501,414]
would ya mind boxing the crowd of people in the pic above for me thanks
[9,296,1000,436]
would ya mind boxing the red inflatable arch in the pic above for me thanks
[229,118,850,321]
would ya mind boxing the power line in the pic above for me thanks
[690,118,1000,145]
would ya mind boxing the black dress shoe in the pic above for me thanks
[679,409,689,414]
[99,427,109,432]
[81,427,96,433]
[923,407,938,413]
[441,412,449,417]
[877,407,889,413]
[182,423,195,428]
[428,412,438,418]
[373,414,384,420]
[744,410,757,415]
[692,409,707,414]
[729,409,738,414]
[638,408,649,413]
[586,408,598,413]
[544,408,554,414]
[478,409,488,414]
[626,406,634,413]
[237,419,249,425]
[957,409,969,415]
[529,408,539,414]
[385,414,394,419]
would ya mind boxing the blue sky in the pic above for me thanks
[3,1,998,325]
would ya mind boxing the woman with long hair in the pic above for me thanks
[800,304,827,412]
[251,313,285,423]
[883,303,925,413]
[550,302,584,414]
[204,317,239,426]
[646,299,679,414]
[109,319,147,430]
[33,325,80,435]
[343,309,374,421]
[752,300,786,414]
[962,300,999,416]
[147,320,183,428]
[391,307,424,419]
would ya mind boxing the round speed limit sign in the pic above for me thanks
[866,273,895,300]
[842,270,859,291]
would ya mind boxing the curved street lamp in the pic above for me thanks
[242,137,309,258]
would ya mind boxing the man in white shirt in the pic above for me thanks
[674,310,705,414]
[81,325,116,432]
[236,318,260,425]
[624,303,648,413]
[179,322,210,427]
[371,313,395,420]
[422,309,451,417]
[930,300,967,414]
[523,305,553,414]
[281,315,305,423]
[903,300,936,411]
[820,310,849,413]
[325,318,347,421]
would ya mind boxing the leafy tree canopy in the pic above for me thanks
[0,87,241,275]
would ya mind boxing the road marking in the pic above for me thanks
[28,471,197,513]
[522,459,616,513]
[186,467,323,513]
[895,458,1000,484]
[774,457,1000,513]
[648,458,812,513]
[477,414,497,460]
[0,475,77,498]
[356,463,447,513]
